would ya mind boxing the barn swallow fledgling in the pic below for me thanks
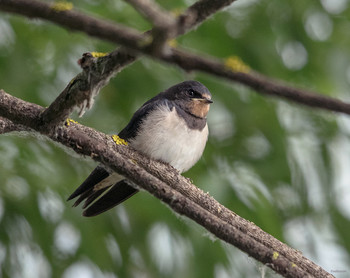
[68,80,213,216]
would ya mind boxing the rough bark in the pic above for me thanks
[0,90,333,278]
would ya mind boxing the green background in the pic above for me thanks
[1,0,350,277]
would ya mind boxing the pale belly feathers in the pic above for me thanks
[129,105,209,173]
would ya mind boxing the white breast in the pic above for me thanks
[129,105,209,173]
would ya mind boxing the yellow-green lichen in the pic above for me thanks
[66,118,78,126]
[112,135,128,146]
[51,1,73,12]
[69,77,76,85]
[90,52,109,58]
[167,39,178,48]
[224,56,250,73]
[272,251,279,260]
[137,35,153,48]
[171,8,183,17]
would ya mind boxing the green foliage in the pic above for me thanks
[1,0,350,277]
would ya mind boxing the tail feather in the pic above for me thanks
[73,188,93,207]
[82,187,109,209]
[68,166,109,201]
[83,181,138,217]
[68,165,138,216]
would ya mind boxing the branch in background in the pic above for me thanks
[15,0,234,129]
[0,0,144,51]
[176,0,237,36]
[125,0,175,28]
[125,0,176,55]
[166,49,350,115]
[0,90,333,278]
[1,0,349,117]
[0,0,236,55]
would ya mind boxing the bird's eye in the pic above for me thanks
[187,89,195,97]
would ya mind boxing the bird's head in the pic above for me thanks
[166,80,213,118]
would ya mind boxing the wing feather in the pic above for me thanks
[68,96,170,216]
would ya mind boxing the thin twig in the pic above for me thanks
[125,0,175,28]
[125,0,176,55]
[176,0,237,36]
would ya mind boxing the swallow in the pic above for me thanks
[67,80,213,216]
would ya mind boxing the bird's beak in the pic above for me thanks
[197,97,213,104]
[194,93,213,104]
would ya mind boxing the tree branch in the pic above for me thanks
[176,0,237,36]
[12,0,233,128]
[0,89,333,278]
[0,0,144,51]
[1,0,349,117]
[0,116,29,134]
[125,0,175,28]
[166,49,350,114]
[39,50,136,130]
[125,0,176,55]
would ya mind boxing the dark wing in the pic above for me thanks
[68,97,171,216]
[118,97,171,139]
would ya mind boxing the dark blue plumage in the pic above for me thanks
[68,80,212,216]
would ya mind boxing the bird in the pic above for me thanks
[67,80,213,217]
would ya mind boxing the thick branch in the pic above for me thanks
[58,125,308,278]
[0,116,29,134]
[0,89,43,127]
[0,90,333,278]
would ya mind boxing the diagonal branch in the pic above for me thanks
[2,0,350,119]
[125,0,176,55]
[39,51,136,130]
[176,0,237,36]
[0,89,333,278]
[125,0,175,28]
[0,0,144,51]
